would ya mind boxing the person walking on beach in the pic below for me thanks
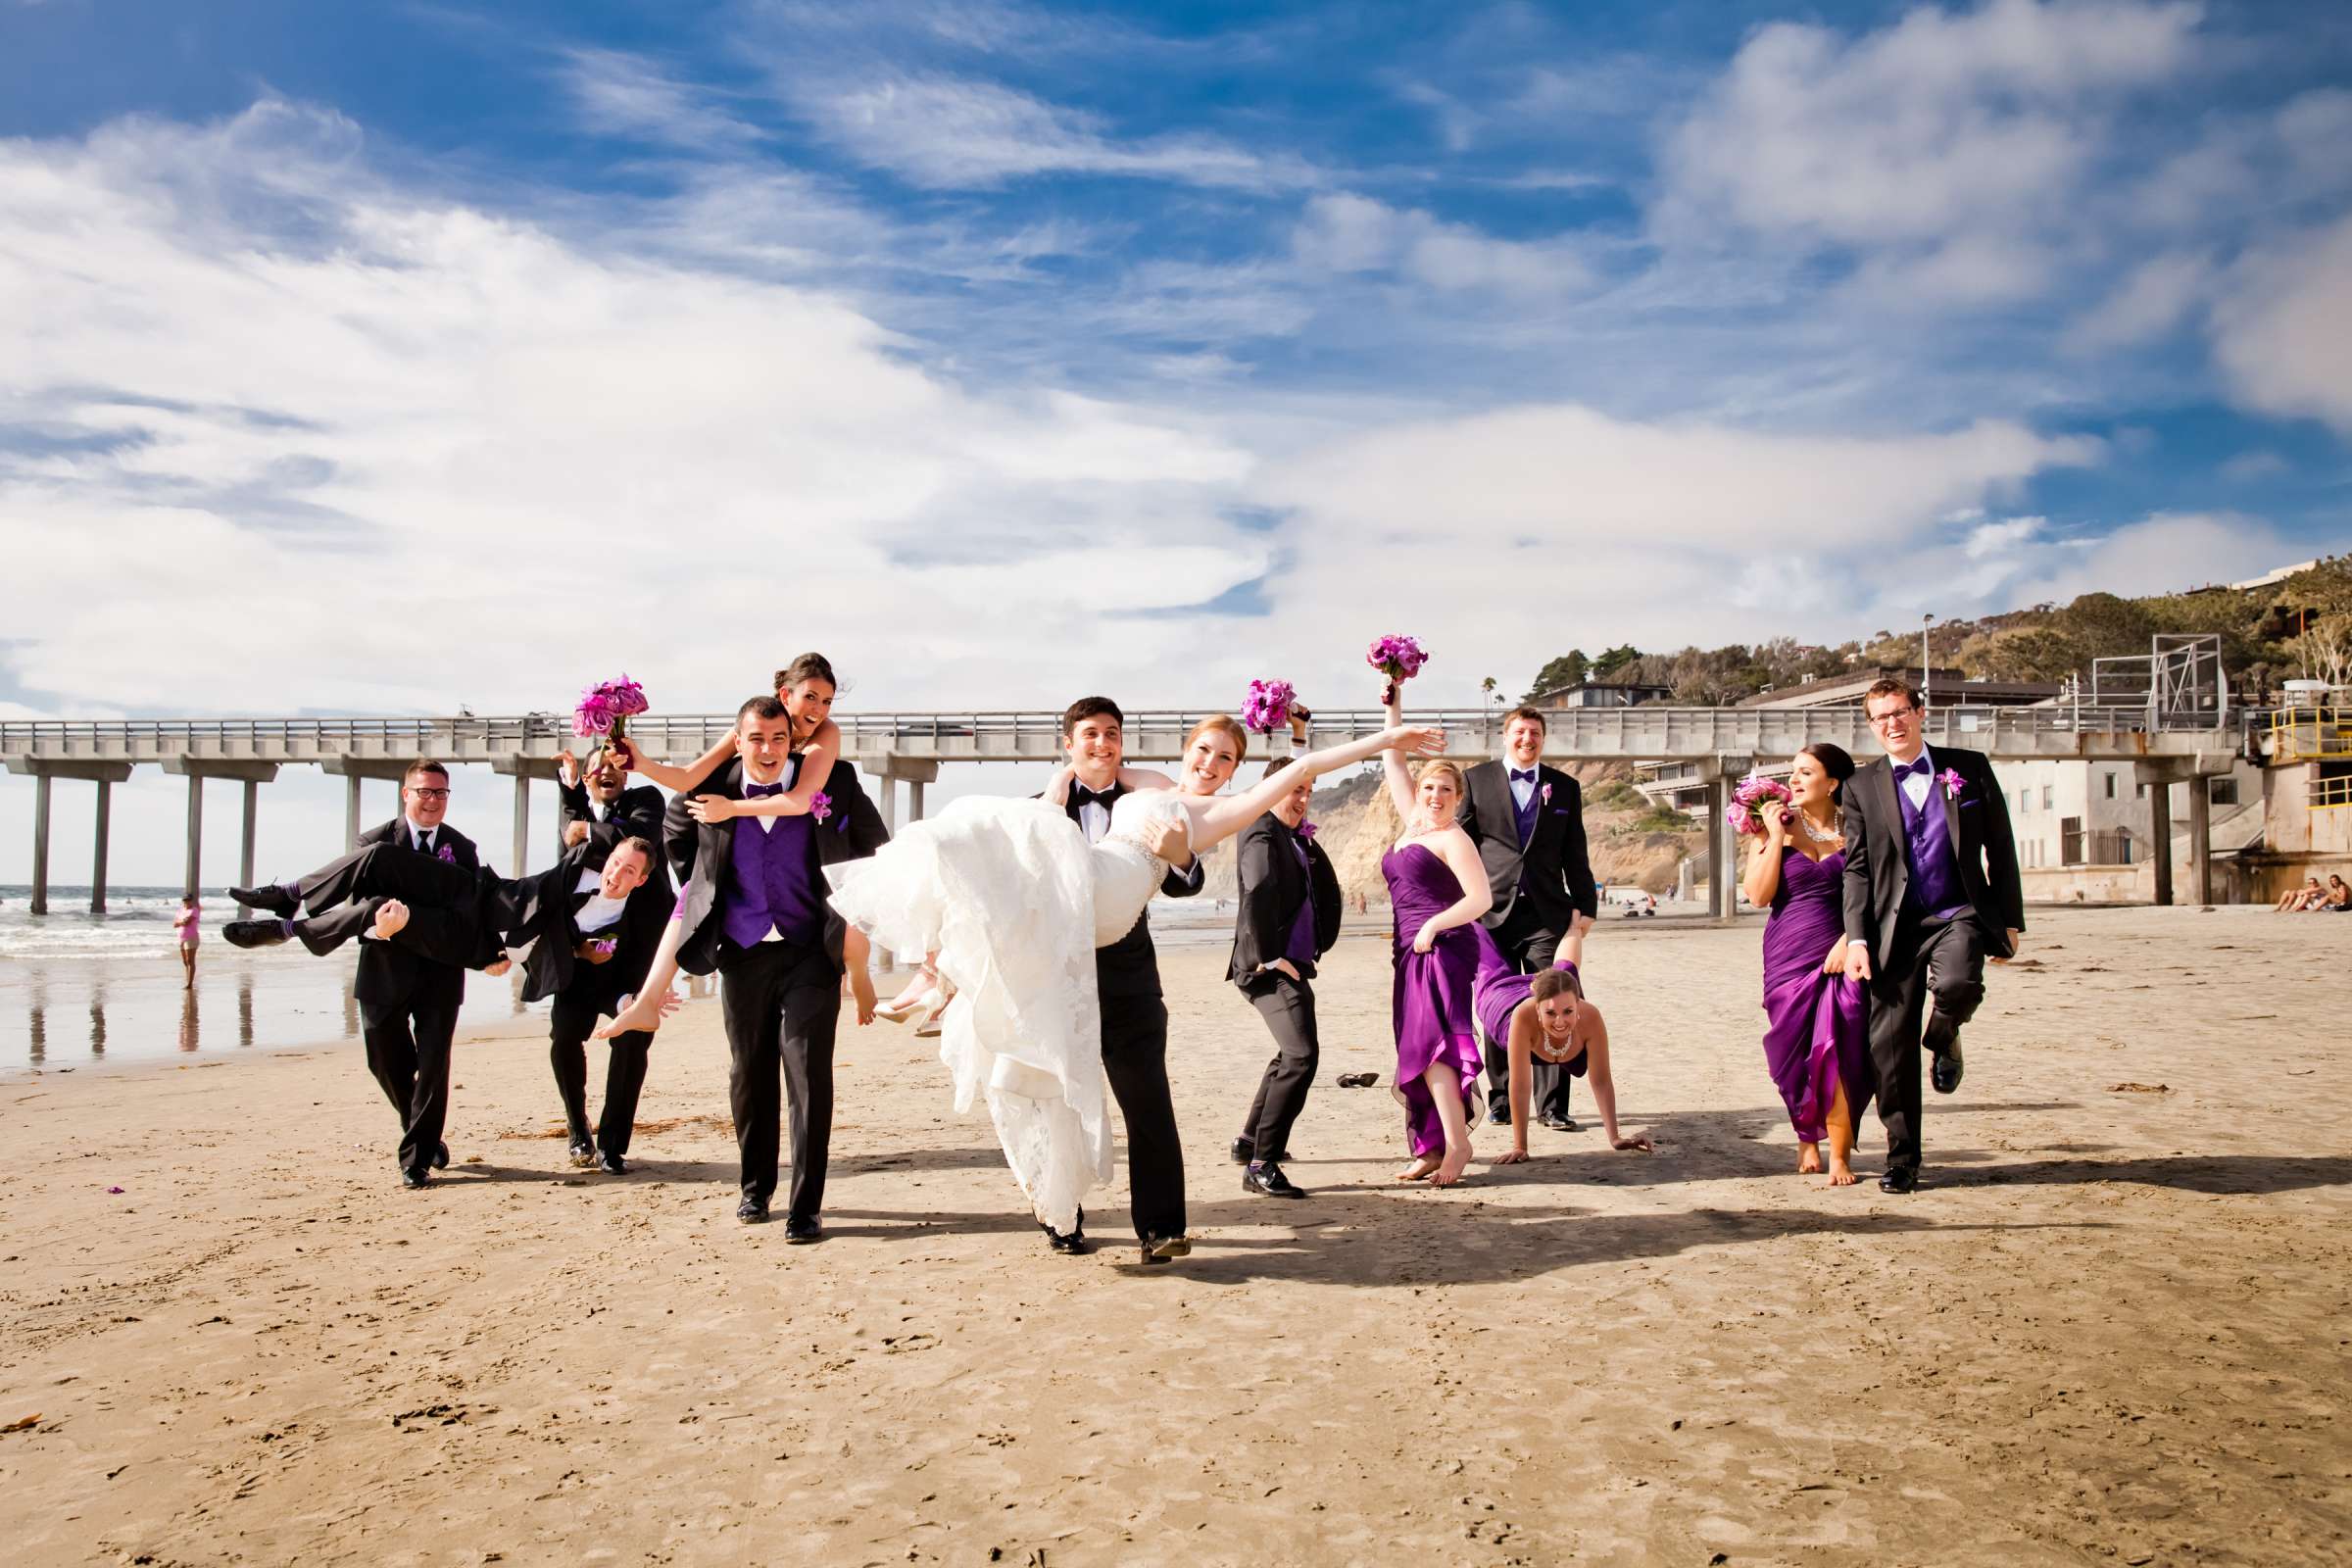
[1840,680,2023,1194]
[1227,738,1343,1200]
[1455,706,1596,1133]
[232,760,497,1189]
[173,895,200,990]
[1742,745,1872,1187]
[637,693,888,1240]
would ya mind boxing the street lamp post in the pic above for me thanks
[1921,613,1935,710]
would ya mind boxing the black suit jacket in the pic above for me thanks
[1047,782,1205,1001]
[1226,812,1342,985]
[667,757,889,977]
[1839,745,2024,965]
[517,843,675,1010]
[1456,760,1595,932]
[352,818,482,1014]
[557,778,666,861]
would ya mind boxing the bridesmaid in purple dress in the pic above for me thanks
[1377,679,1493,1186]
[1740,744,1873,1186]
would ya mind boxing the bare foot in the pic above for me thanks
[1432,1142,1473,1186]
[1797,1142,1824,1175]
[1825,1158,1858,1188]
[598,989,673,1039]
[1395,1155,1440,1182]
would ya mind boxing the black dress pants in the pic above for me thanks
[290,846,491,959]
[1482,909,1566,1120]
[1102,991,1186,1242]
[1866,911,1989,1176]
[1238,972,1318,1161]
[718,940,839,1219]
[363,994,458,1172]
[550,990,651,1157]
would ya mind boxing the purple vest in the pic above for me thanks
[721,793,821,950]
[1281,836,1320,967]
[1894,762,1970,922]
[1509,772,1541,846]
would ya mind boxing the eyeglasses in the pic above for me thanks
[407,786,452,799]
[1866,709,1920,729]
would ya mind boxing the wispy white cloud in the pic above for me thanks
[560,47,769,149]
[1292,192,1592,297]
[2208,211,2352,434]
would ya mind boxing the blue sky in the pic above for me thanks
[2,0,2349,876]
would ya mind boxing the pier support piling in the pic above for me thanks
[346,773,363,849]
[31,772,51,916]
[239,779,259,893]
[162,760,278,898]
[6,760,135,915]
[183,771,204,900]
[91,779,112,914]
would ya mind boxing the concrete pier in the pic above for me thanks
[92,779,113,914]
[163,760,279,898]
[2135,755,2234,907]
[4,760,135,914]
[321,758,417,850]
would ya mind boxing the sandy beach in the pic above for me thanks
[1,904,2346,1566]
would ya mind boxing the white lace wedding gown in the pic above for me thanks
[823,791,1181,1234]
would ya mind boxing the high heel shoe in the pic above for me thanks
[874,989,936,1024]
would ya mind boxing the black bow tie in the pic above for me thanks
[1897,756,1933,779]
[1072,784,1117,808]
[744,782,784,798]
[570,888,596,914]
[1510,768,1537,783]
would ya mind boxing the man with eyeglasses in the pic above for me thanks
[316,760,496,1187]
[1840,680,2024,1193]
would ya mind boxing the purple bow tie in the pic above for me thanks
[744,782,784,798]
[1510,768,1537,783]
[1896,756,1932,779]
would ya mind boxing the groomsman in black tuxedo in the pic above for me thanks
[1048,696,1202,1264]
[234,760,500,1188]
[661,691,888,1241]
[1841,678,2023,1193]
[1456,707,1596,1129]
[522,835,672,1174]
[554,744,665,857]
[1226,756,1342,1200]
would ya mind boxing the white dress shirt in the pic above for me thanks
[572,868,627,935]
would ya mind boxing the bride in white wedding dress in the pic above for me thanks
[825,710,1443,1236]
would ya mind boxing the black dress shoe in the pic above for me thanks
[222,918,290,950]
[1044,1222,1093,1255]
[783,1214,821,1244]
[228,882,297,918]
[1879,1168,1919,1194]
[432,1141,451,1171]
[736,1198,769,1224]
[599,1151,629,1175]
[1230,1137,1255,1164]
[567,1139,597,1168]
[400,1166,430,1189]
[1244,1162,1306,1199]
[1930,1035,1965,1095]
[1491,1104,1512,1126]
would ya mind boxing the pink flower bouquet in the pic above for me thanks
[574,675,649,743]
[1726,773,1795,837]
[1241,678,1298,735]
[1366,633,1429,706]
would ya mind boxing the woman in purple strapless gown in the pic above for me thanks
[1740,744,1873,1186]
[1376,680,1493,1185]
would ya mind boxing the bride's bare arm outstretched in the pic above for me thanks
[1184,720,1443,852]
[611,731,732,794]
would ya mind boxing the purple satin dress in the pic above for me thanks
[1759,846,1872,1143]
[1383,843,1486,1157]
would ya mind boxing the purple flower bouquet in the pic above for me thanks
[574,675,650,744]
[1241,678,1298,735]
[1366,633,1429,706]
[1725,772,1795,837]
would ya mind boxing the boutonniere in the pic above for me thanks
[809,791,832,825]
[436,844,457,864]
[1539,782,1552,806]
[1939,768,1966,802]
[587,937,616,959]
[1296,821,1317,841]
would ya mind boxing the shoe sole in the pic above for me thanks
[1147,1236,1192,1259]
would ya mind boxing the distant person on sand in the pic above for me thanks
[2322,874,2352,912]
[1841,680,2023,1195]
[173,895,200,989]
[1742,744,1872,1187]
[1453,705,1597,1134]
[2273,876,2323,911]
